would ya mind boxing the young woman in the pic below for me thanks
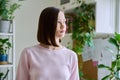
[16,7,79,80]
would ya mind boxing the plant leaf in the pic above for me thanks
[101,74,111,80]
[98,64,112,71]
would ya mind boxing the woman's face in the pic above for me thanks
[56,11,66,39]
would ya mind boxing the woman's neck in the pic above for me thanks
[40,43,62,50]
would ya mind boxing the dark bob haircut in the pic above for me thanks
[37,7,60,46]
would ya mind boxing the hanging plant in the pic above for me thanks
[71,2,95,54]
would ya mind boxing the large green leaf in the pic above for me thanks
[115,32,120,43]
[98,64,113,71]
[109,38,118,49]
[112,60,116,70]
[102,74,111,80]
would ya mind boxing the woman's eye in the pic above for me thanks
[57,20,66,25]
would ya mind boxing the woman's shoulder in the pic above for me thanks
[63,47,77,56]
[21,44,41,54]
[63,47,78,62]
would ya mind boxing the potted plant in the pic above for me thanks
[0,38,12,65]
[66,1,95,79]
[0,0,21,33]
[98,32,120,80]
[0,69,9,80]
[71,2,95,54]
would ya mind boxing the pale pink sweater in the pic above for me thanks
[16,44,79,80]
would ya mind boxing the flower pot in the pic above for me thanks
[0,20,10,33]
[0,54,8,65]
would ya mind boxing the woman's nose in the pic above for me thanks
[60,22,66,29]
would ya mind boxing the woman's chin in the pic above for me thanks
[57,34,65,39]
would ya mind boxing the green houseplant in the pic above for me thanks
[0,69,9,80]
[0,0,21,33]
[0,0,21,20]
[0,38,12,64]
[71,2,95,55]
[66,1,95,79]
[98,32,120,80]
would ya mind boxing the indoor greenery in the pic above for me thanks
[0,38,12,54]
[71,1,95,54]
[0,0,21,20]
[98,32,120,80]
[0,69,9,80]
[67,1,95,79]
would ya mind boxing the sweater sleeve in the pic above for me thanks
[69,52,80,80]
[16,48,30,80]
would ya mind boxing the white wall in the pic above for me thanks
[15,0,58,68]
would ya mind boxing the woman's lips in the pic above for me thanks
[60,30,65,33]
